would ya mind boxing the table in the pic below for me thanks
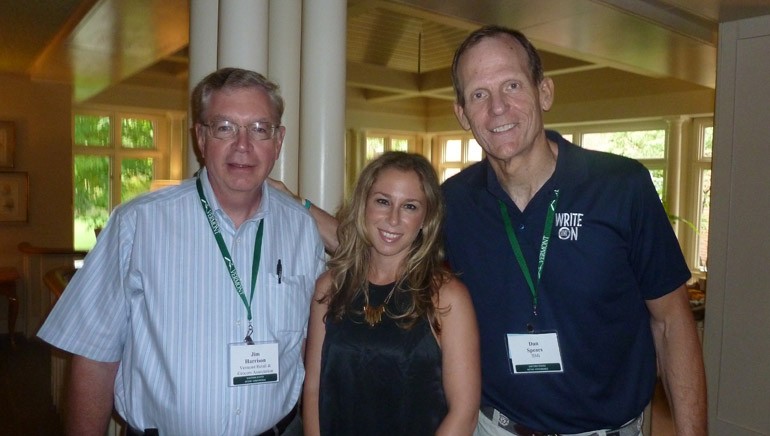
[0,267,20,348]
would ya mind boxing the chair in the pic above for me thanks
[0,267,21,348]
[42,265,77,413]
[43,265,77,302]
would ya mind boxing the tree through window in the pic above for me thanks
[73,111,164,250]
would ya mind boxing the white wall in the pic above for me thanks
[705,13,770,435]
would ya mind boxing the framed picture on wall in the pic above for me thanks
[0,172,28,222]
[0,121,15,168]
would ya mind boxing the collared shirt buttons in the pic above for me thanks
[518,223,525,230]
[236,319,242,327]
[235,408,241,415]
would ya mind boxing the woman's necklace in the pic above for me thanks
[363,282,397,327]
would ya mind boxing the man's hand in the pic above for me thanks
[267,177,340,253]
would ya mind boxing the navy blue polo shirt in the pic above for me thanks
[442,130,690,433]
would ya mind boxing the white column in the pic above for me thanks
[268,0,302,192]
[187,0,219,177]
[218,0,269,72]
[300,0,347,212]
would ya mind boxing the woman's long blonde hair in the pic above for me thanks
[324,151,451,332]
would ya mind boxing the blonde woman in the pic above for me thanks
[303,152,480,435]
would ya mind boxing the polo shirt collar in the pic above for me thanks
[479,130,587,207]
[546,129,588,189]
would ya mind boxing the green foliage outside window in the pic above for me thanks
[703,126,713,158]
[121,158,154,203]
[582,130,666,198]
[74,115,110,147]
[391,138,409,152]
[649,169,665,200]
[582,130,665,159]
[74,155,110,230]
[366,137,385,161]
[73,113,157,250]
[696,127,713,269]
[122,118,155,149]
[700,128,713,230]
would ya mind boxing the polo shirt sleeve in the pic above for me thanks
[628,166,691,300]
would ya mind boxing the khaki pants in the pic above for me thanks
[474,408,643,436]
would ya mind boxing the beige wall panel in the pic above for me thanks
[705,13,770,435]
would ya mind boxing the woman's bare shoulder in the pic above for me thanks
[435,275,472,308]
[314,270,334,300]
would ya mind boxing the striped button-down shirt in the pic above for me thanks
[38,169,325,435]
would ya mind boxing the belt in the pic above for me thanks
[480,407,642,436]
[256,404,299,436]
[126,404,298,436]
[126,428,158,436]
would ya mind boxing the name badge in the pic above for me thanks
[506,332,564,374]
[228,341,280,386]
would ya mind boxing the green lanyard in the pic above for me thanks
[498,189,559,316]
[196,177,264,343]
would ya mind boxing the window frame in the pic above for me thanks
[688,117,713,273]
[432,133,484,183]
[73,109,169,209]
[357,117,712,273]
[557,121,669,197]
[556,118,712,272]
[558,121,669,194]
[364,131,418,161]
[72,106,184,250]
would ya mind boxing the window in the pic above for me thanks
[73,110,172,250]
[434,135,483,182]
[580,128,667,198]
[382,119,708,272]
[691,119,713,272]
[556,119,713,272]
[365,133,413,161]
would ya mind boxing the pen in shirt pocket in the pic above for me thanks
[277,259,282,284]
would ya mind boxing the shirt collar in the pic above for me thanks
[198,167,270,228]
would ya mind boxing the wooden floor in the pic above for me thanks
[0,334,676,436]
[0,335,64,435]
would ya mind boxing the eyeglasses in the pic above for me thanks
[203,119,280,141]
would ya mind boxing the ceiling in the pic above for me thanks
[2,0,770,107]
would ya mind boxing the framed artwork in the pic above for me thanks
[0,172,28,222]
[0,121,15,168]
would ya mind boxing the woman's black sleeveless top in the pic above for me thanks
[319,282,448,435]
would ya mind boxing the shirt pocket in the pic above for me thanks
[264,272,313,333]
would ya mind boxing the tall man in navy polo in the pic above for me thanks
[445,25,706,435]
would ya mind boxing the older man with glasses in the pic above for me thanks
[38,68,325,436]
